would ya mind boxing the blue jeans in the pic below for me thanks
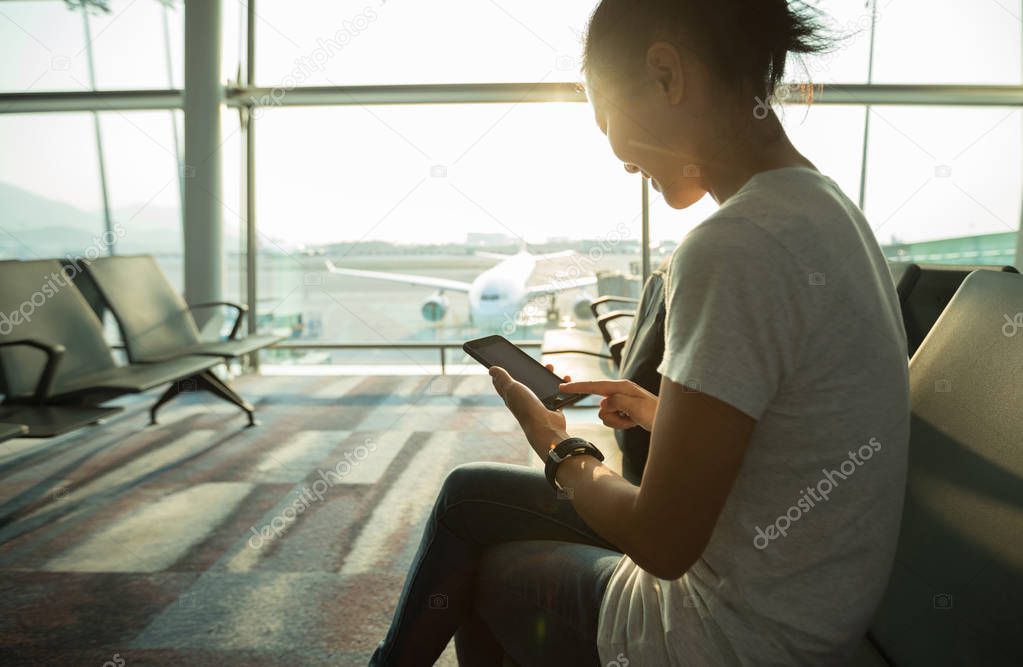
[368,462,624,667]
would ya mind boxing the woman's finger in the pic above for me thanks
[605,392,643,418]
[598,407,635,429]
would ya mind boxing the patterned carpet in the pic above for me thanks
[0,373,618,666]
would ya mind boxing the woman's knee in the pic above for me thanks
[437,462,540,512]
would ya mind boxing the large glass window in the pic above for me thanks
[0,112,105,259]
[256,0,596,87]
[864,106,1021,255]
[649,104,868,254]
[0,0,183,93]
[873,0,1022,85]
[255,102,642,365]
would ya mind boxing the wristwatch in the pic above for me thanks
[545,437,604,490]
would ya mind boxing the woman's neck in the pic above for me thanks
[699,111,816,205]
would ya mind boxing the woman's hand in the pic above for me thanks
[489,365,573,460]
[560,379,658,431]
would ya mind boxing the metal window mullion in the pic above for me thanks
[4,84,1023,114]
[82,8,115,255]
[857,0,879,213]
[245,0,259,371]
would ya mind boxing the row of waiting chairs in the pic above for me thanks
[0,255,284,438]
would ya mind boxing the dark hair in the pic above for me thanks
[583,0,831,100]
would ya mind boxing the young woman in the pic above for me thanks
[370,1,910,665]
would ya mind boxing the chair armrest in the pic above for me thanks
[609,336,627,368]
[590,295,639,319]
[0,340,66,403]
[189,301,248,340]
[597,310,635,345]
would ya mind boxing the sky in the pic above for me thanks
[0,0,1021,249]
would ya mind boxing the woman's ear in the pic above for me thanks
[646,42,685,104]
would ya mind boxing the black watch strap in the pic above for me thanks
[545,437,604,490]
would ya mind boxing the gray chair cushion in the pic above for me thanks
[0,422,28,442]
[901,264,1017,357]
[869,270,1023,666]
[0,407,119,438]
[190,333,285,359]
[0,260,117,398]
[84,255,202,363]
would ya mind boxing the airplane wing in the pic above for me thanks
[532,250,577,261]
[474,251,513,261]
[526,275,598,297]
[325,260,473,293]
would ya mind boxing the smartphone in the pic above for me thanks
[463,335,587,410]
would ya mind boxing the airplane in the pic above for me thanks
[325,249,598,330]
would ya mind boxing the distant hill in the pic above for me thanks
[0,181,208,259]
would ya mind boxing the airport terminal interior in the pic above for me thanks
[1,1,1022,665]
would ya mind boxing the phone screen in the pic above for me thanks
[463,335,585,409]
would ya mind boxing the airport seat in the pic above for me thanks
[0,423,27,443]
[854,270,1023,666]
[0,260,232,427]
[900,263,1018,357]
[596,309,635,351]
[887,262,921,308]
[0,405,120,438]
[78,255,285,363]
[77,255,287,425]
[589,294,639,319]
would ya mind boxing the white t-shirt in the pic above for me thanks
[596,167,911,666]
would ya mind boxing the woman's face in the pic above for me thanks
[585,43,712,209]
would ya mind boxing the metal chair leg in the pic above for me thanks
[150,380,185,425]
[196,369,257,427]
